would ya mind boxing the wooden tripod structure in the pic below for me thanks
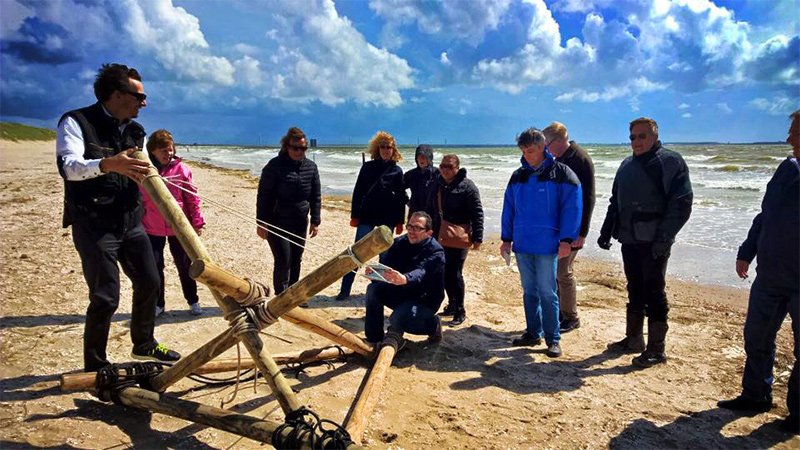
[60,151,404,447]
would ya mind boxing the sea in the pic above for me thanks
[179,143,792,289]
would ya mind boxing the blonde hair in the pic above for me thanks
[629,117,659,136]
[367,131,402,162]
[146,129,174,153]
[543,122,568,141]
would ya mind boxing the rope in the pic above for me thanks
[95,362,167,403]
[220,343,243,409]
[272,406,354,449]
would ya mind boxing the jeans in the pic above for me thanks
[557,248,579,320]
[338,224,375,297]
[72,221,159,371]
[364,283,439,342]
[621,243,670,321]
[515,252,560,345]
[148,235,198,307]
[741,277,799,415]
[266,219,308,295]
[443,246,469,314]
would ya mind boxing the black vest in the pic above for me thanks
[57,102,146,229]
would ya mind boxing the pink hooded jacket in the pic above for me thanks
[141,157,205,236]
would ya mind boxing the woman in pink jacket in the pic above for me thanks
[142,129,205,316]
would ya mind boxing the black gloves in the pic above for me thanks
[597,235,612,250]
[651,241,671,259]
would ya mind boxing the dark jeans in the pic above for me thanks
[148,235,198,307]
[443,246,469,314]
[741,277,799,415]
[364,283,439,342]
[267,219,308,295]
[72,221,159,371]
[621,243,670,321]
[338,224,375,297]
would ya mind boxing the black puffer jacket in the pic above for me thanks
[404,145,439,217]
[737,157,799,292]
[256,151,321,226]
[433,168,484,244]
[351,159,407,227]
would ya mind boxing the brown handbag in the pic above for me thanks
[437,189,472,249]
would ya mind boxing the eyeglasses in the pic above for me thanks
[439,163,456,170]
[288,145,308,152]
[121,89,147,102]
[545,138,558,147]
[406,224,428,232]
[629,133,648,141]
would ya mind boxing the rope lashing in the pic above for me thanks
[272,406,354,450]
[340,245,366,268]
[222,278,279,336]
[95,362,167,403]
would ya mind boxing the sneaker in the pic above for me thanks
[155,306,165,317]
[189,303,203,316]
[546,342,562,358]
[606,336,645,354]
[632,351,667,367]
[450,313,466,327]
[132,343,181,363]
[560,318,581,333]
[717,395,773,413]
[779,414,799,434]
[512,332,542,347]
[428,318,443,344]
[438,304,456,317]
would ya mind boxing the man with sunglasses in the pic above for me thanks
[363,212,445,346]
[56,63,181,372]
[597,117,692,368]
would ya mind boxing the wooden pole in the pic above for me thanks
[134,151,300,413]
[343,333,402,444]
[116,387,362,449]
[61,346,354,392]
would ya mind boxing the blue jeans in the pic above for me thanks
[338,224,375,297]
[515,252,560,345]
[742,277,799,415]
[364,283,439,342]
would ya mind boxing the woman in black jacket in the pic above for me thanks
[435,154,484,325]
[256,127,321,295]
[336,131,407,300]
[404,144,439,219]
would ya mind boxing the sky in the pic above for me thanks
[0,0,798,145]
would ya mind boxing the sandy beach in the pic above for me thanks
[0,139,796,449]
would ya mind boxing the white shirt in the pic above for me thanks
[56,105,146,181]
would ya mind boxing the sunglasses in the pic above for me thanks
[121,89,147,102]
[629,133,648,141]
[288,144,308,152]
[378,145,393,150]
[406,224,428,232]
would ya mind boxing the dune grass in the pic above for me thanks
[0,122,56,142]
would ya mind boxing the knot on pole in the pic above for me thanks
[95,362,167,403]
[272,406,354,450]
[241,278,271,307]
[340,245,366,268]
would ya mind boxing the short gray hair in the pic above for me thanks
[409,211,432,230]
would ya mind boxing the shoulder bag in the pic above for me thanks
[437,188,472,249]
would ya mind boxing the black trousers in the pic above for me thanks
[72,221,159,371]
[267,219,308,295]
[148,234,198,308]
[621,243,671,321]
[443,246,469,314]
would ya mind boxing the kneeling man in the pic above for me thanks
[364,211,445,345]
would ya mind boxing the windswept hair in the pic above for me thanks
[517,128,546,147]
[146,129,175,153]
[368,131,402,162]
[94,63,141,102]
[280,127,307,153]
[441,153,461,168]
[629,117,659,136]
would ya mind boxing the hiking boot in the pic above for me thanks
[779,414,799,434]
[717,395,773,413]
[512,332,542,347]
[438,304,456,317]
[607,310,645,353]
[450,313,466,327]
[189,303,203,316]
[428,318,443,344]
[155,306,165,317]
[132,343,181,363]
[335,292,350,301]
[607,337,645,354]
[560,318,581,333]
[632,351,667,367]
[546,342,562,358]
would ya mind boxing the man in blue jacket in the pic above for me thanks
[500,128,582,358]
[364,212,445,345]
[718,110,799,434]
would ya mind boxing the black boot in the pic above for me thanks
[633,321,668,367]
[607,310,645,353]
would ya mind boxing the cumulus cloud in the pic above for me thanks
[440,52,451,65]
[745,34,800,86]
[749,96,797,116]
[717,102,733,114]
[369,0,512,47]
[678,103,690,109]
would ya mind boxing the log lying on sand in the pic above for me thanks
[60,346,354,392]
